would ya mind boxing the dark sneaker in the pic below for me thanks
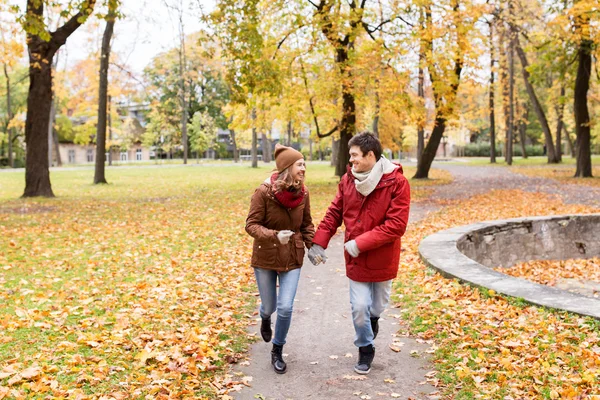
[371,317,380,339]
[354,344,375,375]
[271,344,287,374]
[260,317,272,342]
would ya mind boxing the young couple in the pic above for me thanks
[245,132,411,375]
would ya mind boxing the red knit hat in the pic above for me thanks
[274,143,303,172]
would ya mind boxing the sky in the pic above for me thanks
[58,0,215,76]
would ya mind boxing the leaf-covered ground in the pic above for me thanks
[4,163,599,399]
[512,165,600,187]
[0,163,448,399]
[396,189,600,399]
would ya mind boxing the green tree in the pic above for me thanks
[188,111,217,157]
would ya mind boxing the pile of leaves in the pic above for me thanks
[395,189,600,399]
[501,258,600,290]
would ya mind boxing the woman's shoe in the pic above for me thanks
[271,344,287,374]
[260,317,272,342]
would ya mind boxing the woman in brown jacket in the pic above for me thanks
[245,144,315,374]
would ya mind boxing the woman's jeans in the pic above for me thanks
[349,278,393,347]
[254,267,301,346]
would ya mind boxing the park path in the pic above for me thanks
[232,163,600,400]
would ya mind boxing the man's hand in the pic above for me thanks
[308,244,327,265]
[344,240,360,258]
[277,230,294,244]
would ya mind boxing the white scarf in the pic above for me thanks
[352,155,398,197]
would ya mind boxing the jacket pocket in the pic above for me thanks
[364,248,387,270]
[294,237,305,265]
[252,241,278,267]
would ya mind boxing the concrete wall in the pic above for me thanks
[457,215,600,268]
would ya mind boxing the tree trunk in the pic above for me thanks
[514,37,558,163]
[506,29,514,165]
[107,94,112,166]
[518,102,529,158]
[331,138,339,167]
[4,63,14,168]
[417,10,426,164]
[372,77,380,138]
[287,120,292,146]
[53,120,61,166]
[574,39,593,177]
[489,23,496,163]
[24,48,55,197]
[231,129,239,162]
[261,132,271,163]
[554,85,565,163]
[94,16,115,184]
[179,28,188,165]
[48,100,56,167]
[564,125,576,158]
[417,64,425,164]
[23,0,96,197]
[414,116,447,178]
[500,34,509,159]
[335,47,356,177]
[251,108,257,168]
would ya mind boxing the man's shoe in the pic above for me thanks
[260,317,272,342]
[371,317,380,339]
[354,344,375,375]
[271,344,287,374]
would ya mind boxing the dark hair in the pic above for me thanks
[348,132,382,161]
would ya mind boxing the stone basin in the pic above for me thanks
[418,214,600,319]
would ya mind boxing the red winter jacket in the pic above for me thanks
[312,164,410,282]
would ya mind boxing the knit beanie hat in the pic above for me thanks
[274,143,303,172]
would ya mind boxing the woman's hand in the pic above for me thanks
[277,230,294,244]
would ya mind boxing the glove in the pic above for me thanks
[344,240,360,258]
[277,230,294,244]
[308,244,327,265]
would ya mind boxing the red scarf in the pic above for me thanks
[270,173,305,209]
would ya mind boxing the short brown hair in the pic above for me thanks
[348,132,382,161]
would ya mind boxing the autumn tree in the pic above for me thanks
[0,4,24,168]
[143,32,229,160]
[414,0,482,179]
[94,0,120,184]
[211,0,281,168]
[17,0,97,197]
[570,0,596,177]
[188,110,217,158]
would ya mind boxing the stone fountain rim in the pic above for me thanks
[418,213,600,320]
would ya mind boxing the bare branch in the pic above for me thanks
[273,24,306,59]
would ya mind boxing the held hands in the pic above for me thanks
[277,230,294,245]
[344,240,360,258]
[308,244,327,265]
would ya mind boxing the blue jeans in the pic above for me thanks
[254,267,302,346]
[349,278,393,347]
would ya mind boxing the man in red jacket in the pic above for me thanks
[308,132,410,375]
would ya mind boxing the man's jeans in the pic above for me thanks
[254,267,301,346]
[349,278,393,347]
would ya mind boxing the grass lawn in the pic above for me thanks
[0,162,449,398]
